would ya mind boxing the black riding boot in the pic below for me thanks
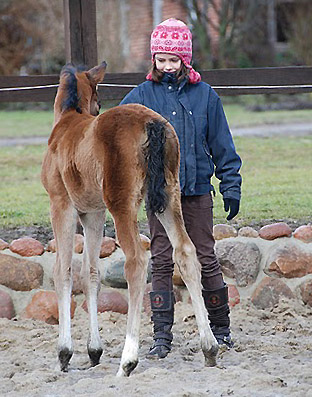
[147,290,174,359]
[202,284,234,348]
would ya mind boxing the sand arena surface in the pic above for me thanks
[0,297,311,397]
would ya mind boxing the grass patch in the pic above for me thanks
[212,135,312,225]
[0,145,145,228]
[0,136,311,229]
[224,104,312,127]
[0,111,54,138]
[0,145,50,227]
[1,104,312,138]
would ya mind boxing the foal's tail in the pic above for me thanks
[145,119,169,215]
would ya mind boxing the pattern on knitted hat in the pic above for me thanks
[146,18,201,84]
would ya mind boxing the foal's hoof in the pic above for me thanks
[88,347,103,367]
[204,344,219,367]
[116,359,138,377]
[58,347,73,372]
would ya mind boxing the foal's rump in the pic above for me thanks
[95,104,180,215]
[42,102,179,217]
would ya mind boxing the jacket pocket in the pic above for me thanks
[202,139,210,157]
[202,139,214,168]
[194,139,214,185]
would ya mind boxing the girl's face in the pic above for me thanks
[154,53,182,73]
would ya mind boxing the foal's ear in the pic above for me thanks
[86,61,107,85]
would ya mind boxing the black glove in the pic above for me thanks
[223,198,240,221]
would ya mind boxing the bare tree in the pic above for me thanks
[284,0,312,66]
[0,0,64,75]
[96,0,126,73]
[181,0,271,69]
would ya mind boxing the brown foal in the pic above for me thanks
[41,62,218,377]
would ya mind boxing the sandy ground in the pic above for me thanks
[1,122,311,396]
[1,295,311,397]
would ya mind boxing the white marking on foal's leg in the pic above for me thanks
[51,204,77,371]
[157,208,219,366]
[57,287,74,371]
[79,211,105,366]
[117,335,139,377]
[174,253,219,366]
[116,277,146,377]
[186,279,219,366]
[116,245,147,377]
[85,270,103,366]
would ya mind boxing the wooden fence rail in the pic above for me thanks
[0,66,312,102]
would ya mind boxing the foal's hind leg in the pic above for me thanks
[51,200,77,371]
[112,211,148,377]
[79,211,105,366]
[156,189,219,366]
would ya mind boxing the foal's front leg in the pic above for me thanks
[51,202,77,371]
[79,211,105,366]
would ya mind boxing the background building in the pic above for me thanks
[0,0,311,75]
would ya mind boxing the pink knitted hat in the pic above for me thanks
[146,18,201,84]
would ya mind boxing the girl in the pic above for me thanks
[120,18,242,359]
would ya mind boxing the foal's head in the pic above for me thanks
[54,62,107,125]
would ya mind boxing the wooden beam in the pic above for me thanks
[1,67,312,102]
[0,75,59,102]
[63,0,98,68]
[200,66,312,86]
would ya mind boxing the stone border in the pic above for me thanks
[1,222,312,321]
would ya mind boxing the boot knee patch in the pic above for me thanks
[202,285,228,309]
[150,291,174,311]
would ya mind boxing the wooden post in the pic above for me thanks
[267,0,276,46]
[63,0,98,68]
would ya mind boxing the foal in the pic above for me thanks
[41,62,218,376]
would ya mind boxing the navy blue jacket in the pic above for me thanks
[120,74,242,200]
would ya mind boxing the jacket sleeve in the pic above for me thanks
[119,86,143,105]
[207,91,242,200]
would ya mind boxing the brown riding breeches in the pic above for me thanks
[147,193,224,291]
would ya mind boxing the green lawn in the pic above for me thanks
[0,111,54,138]
[0,145,50,227]
[224,104,312,127]
[212,135,312,225]
[0,135,311,228]
[0,104,312,138]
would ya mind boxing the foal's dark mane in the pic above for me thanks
[61,64,87,113]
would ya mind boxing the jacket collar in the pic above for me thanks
[161,72,177,83]
[161,72,188,90]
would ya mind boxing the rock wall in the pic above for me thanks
[0,222,311,323]
[213,223,312,310]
